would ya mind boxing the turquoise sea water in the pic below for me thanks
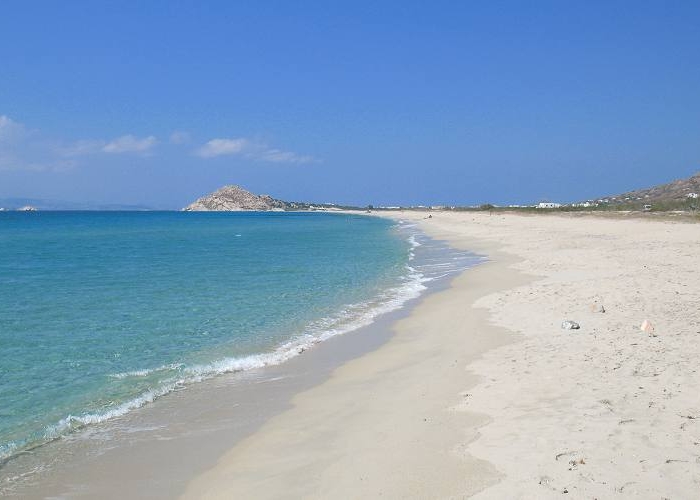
[0,212,427,463]
[0,211,483,482]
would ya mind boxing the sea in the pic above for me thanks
[0,211,481,493]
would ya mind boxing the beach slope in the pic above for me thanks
[183,212,700,498]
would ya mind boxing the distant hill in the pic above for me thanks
[603,172,700,204]
[183,185,291,211]
[0,198,152,211]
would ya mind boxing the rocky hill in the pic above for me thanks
[183,185,290,211]
[606,172,700,204]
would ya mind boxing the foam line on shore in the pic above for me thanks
[1,222,479,473]
[181,214,526,499]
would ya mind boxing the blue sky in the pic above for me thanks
[1,1,699,208]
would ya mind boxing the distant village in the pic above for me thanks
[370,190,699,212]
[2,193,698,213]
[3,175,698,214]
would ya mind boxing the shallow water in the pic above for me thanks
[0,212,419,460]
[0,212,482,496]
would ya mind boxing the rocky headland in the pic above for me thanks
[183,185,290,211]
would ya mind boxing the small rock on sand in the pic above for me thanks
[561,320,580,330]
[640,319,655,334]
[590,303,606,313]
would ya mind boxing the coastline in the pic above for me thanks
[183,211,700,499]
[7,211,699,498]
[2,215,479,498]
[182,215,530,499]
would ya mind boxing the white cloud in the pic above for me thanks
[195,137,316,164]
[58,135,158,157]
[255,148,315,164]
[1,114,317,173]
[58,139,105,157]
[169,131,191,145]
[102,135,158,154]
[0,115,161,171]
[196,138,250,158]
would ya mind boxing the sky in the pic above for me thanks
[1,1,699,208]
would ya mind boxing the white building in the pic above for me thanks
[687,193,698,199]
[537,202,561,209]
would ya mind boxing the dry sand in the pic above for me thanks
[183,212,700,499]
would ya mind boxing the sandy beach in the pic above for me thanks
[5,3,700,498]
[183,211,700,499]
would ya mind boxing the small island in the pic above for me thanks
[183,185,289,211]
[183,185,350,212]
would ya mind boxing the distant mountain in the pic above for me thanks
[183,185,291,211]
[0,198,152,211]
[603,172,700,204]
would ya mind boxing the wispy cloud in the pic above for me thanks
[169,130,191,145]
[0,114,161,171]
[1,114,316,172]
[0,115,26,143]
[58,139,105,157]
[196,138,250,158]
[102,135,158,154]
[0,115,58,171]
[254,148,316,164]
[195,137,317,164]
[59,135,158,157]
